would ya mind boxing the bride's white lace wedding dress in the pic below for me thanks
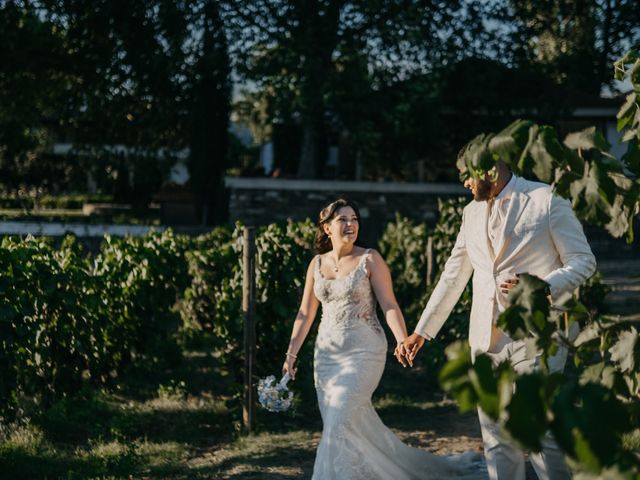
[311,250,486,479]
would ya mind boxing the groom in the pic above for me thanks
[401,159,596,480]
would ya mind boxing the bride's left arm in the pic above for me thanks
[367,250,409,356]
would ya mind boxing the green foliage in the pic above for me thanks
[506,0,640,94]
[188,0,231,224]
[457,53,640,243]
[0,207,471,419]
[178,219,317,402]
[0,236,99,409]
[579,270,611,315]
[440,49,640,477]
[0,230,189,415]
[180,225,238,343]
[551,382,635,473]
[253,220,316,378]
[225,0,491,178]
[0,1,232,208]
[378,214,429,320]
[91,231,190,377]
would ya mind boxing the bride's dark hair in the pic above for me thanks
[314,198,364,254]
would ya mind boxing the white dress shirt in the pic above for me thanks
[487,173,516,255]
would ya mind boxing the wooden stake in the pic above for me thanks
[242,226,256,433]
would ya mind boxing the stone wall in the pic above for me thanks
[224,177,639,260]
[225,177,469,246]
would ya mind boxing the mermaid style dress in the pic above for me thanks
[311,250,486,479]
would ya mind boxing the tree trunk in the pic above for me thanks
[298,123,318,178]
[188,0,230,225]
[294,0,340,179]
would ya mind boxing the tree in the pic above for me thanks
[37,0,195,205]
[188,0,231,225]
[0,0,232,220]
[0,1,74,192]
[222,0,490,178]
[504,0,640,94]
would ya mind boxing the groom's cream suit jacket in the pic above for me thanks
[414,175,596,358]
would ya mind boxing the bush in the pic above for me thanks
[91,230,190,377]
[0,230,190,416]
[0,235,100,410]
[378,213,430,320]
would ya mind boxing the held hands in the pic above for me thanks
[393,333,427,367]
[282,353,298,380]
[394,342,409,367]
[402,333,427,367]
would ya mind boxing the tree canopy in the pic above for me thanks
[1,0,639,197]
[1,0,230,216]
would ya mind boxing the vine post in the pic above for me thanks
[242,226,256,433]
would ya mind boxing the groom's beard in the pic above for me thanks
[473,179,493,201]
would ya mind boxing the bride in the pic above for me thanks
[282,198,485,479]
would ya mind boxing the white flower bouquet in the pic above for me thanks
[257,373,294,412]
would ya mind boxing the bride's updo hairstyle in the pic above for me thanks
[314,198,364,254]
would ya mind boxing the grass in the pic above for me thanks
[0,344,240,479]
[0,343,475,479]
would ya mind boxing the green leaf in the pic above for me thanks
[569,161,612,226]
[516,124,539,176]
[529,126,562,183]
[439,341,479,413]
[579,363,618,390]
[489,119,533,169]
[609,327,638,373]
[498,274,550,337]
[604,195,630,239]
[621,140,640,177]
[622,128,638,143]
[469,355,499,418]
[504,374,548,451]
[551,383,632,472]
[616,92,637,132]
[564,127,611,152]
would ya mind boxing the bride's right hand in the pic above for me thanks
[282,354,298,380]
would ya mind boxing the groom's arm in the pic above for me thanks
[414,210,474,340]
[542,194,596,302]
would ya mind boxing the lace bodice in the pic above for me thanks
[313,249,383,332]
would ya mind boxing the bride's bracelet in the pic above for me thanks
[285,352,298,360]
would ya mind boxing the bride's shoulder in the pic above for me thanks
[306,254,321,273]
[360,248,385,271]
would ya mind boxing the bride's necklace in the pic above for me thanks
[331,256,341,273]
[331,251,352,273]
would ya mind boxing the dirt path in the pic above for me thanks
[202,398,485,480]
